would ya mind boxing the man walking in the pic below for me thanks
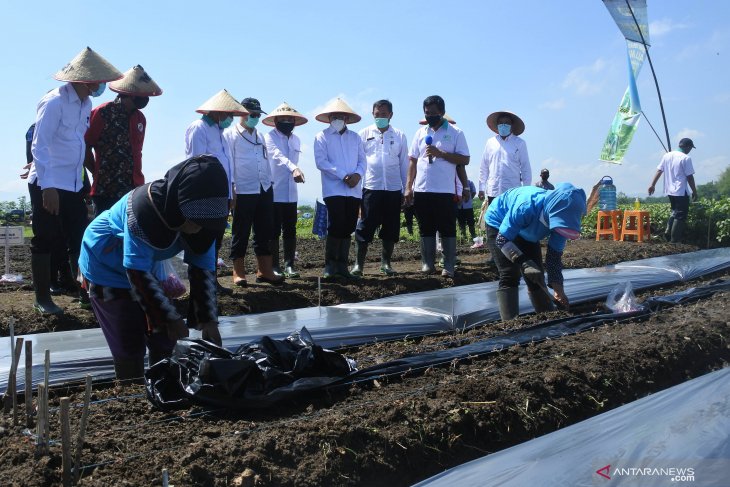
[648,138,698,243]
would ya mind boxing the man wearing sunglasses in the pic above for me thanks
[223,97,283,287]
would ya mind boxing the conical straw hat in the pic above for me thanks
[53,47,123,83]
[196,89,248,115]
[315,98,361,124]
[486,110,525,136]
[262,102,308,127]
[419,113,457,125]
[109,65,163,96]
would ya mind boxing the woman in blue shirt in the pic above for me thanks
[485,183,586,320]
[79,155,230,380]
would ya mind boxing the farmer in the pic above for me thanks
[405,95,470,278]
[313,98,366,279]
[85,65,162,215]
[647,138,699,243]
[28,47,122,315]
[534,168,555,190]
[263,102,308,278]
[79,155,229,381]
[353,99,409,276]
[223,97,283,286]
[185,89,248,294]
[485,183,586,321]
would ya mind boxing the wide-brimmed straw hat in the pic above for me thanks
[262,102,308,127]
[315,98,361,124]
[53,47,123,83]
[109,65,163,96]
[486,110,525,136]
[196,90,248,115]
[419,113,457,125]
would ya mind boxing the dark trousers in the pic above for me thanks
[92,195,120,216]
[457,208,476,238]
[324,196,360,239]
[273,202,298,240]
[29,181,88,256]
[230,186,275,259]
[356,189,402,243]
[668,195,690,221]
[486,225,544,291]
[403,205,416,234]
[413,192,457,238]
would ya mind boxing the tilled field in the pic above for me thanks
[1,239,728,486]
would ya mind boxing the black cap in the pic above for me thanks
[240,97,267,114]
[678,138,696,149]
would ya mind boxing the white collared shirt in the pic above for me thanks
[185,118,234,198]
[479,134,531,197]
[31,83,91,191]
[314,126,366,198]
[223,125,271,195]
[359,124,409,192]
[657,150,695,196]
[408,122,470,194]
[265,129,302,203]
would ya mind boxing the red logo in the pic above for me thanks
[596,465,611,480]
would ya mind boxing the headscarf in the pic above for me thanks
[543,183,587,239]
[128,155,229,254]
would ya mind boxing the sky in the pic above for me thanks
[1,0,728,205]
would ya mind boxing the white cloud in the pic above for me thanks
[675,128,704,142]
[562,59,607,96]
[649,18,689,38]
[713,92,730,104]
[539,98,565,110]
[676,30,728,61]
[697,155,730,183]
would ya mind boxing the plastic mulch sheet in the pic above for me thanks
[413,367,730,487]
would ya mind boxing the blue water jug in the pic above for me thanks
[598,176,617,211]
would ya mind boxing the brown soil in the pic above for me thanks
[1,238,728,486]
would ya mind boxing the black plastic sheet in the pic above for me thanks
[145,327,355,410]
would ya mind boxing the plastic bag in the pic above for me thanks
[605,281,644,313]
[155,259,186,299]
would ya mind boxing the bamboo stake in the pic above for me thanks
[3,319,15,413]
[162,468,169,487]
[10,337,24,425]
[73,375,92,484]
[44,350,50,444]
[25,340,32,427]
[60,397,72,487]
[36,382,46,456]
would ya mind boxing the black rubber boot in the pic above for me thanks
[113,358,145,384]
[671,219,687,244]
[31,254,63,315]
[269,239,283,276]
[441,237,457,278]
[323,236,339,279]
[380,240,396,275]
[664,216,674,241]
[282,238,300,278]
[350,240,368,277]
[338,238,358,279]
[69,253,91,310]
[528,288,555,314]
[496,287,520,321]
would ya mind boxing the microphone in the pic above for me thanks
[425,135,433,163]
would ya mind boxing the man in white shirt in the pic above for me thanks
[185,89,248,294]
[478,111,531,204]
[313,98,366,279]
[29,47,122,315]
[405,95,470,278]
[263,103,308,278]
[648,138,699,243]
[223,97,283,287]
[353,100,409,276]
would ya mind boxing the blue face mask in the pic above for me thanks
[218,116,233,129]
[374,117,390,129]
[90,82,106,97]
[245,116,259,129]
[497,124,511,137]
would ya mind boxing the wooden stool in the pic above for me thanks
[596,210,622,241]
[620,210,651,242]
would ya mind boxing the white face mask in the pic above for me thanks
[330,119,345,132]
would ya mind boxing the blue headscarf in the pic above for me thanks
[543,183,586,235]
